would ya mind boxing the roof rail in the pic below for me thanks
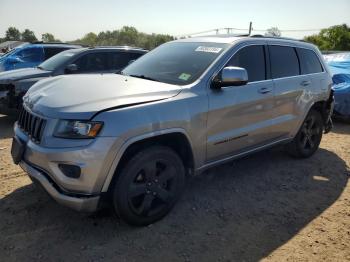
[89,45,148,50]
[30,41,81,45]
[250,35,306,42]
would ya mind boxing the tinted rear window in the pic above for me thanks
[44,47,68,60]
[296,48,323,74]
[227,45,266,82]
[270,46,299,78]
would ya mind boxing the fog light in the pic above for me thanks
[58,164,81,179]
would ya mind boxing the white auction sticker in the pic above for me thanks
[195,46,222,53]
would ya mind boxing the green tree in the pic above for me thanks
[79,32,98,46]
[72,26,174,49]
[21,29,37,42]
[5,27,21,41]
[42,33,60,42]
[118,26,139,46]
[265,27,281,37]
[304,24,350,51]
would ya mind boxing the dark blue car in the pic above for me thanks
[0,43,81,72]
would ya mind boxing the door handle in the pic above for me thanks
[258,87,272,94]
[301,80,311,87]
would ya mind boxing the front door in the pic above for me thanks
[206,44,276,162]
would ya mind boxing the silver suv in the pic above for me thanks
[11,36,334,226]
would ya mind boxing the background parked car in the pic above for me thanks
[0,46,148,115]
[0,42,81,72]
[0,41,28,57]
[324,52,350,121]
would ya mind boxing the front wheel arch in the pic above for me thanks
[102,130,195,193]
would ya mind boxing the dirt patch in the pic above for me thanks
[0,114,349,262]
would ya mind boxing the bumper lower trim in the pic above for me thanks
[19,161,100,212]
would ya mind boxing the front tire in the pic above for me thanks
[112,146,185,226]
[286,110,323,158]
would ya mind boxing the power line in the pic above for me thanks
[177,27,322,38]
[253,28,321,32]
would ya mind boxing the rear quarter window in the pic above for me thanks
[296,48,323,74]
[269,45,300,79]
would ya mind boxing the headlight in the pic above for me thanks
[54,120,103,139]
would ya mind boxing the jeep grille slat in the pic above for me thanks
[18,107,46,143]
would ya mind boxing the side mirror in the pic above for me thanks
[212,66,248,89]
[65,64,78,74]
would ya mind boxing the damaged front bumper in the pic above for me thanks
[19,160,100,212]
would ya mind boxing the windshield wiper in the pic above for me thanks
[128,74,159,82]
[37,66,44,70]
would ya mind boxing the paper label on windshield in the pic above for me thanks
[195,46,222,53]
[179,73,191,81]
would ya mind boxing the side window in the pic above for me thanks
[17,47,43,62]
[269,46,299,78]
[296,48,323,74]
[226,45,266,82]
[73,53,108,73]
[44,47,68,60]
[108,52,143,71]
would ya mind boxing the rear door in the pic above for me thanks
[296,47,327,93]
[268,44,311,139]
[206,44,276,162]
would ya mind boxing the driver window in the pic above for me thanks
[226,45,266,82]
[73,53,108,73]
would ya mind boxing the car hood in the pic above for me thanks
[0,68,51,84]
[25,74,182,119]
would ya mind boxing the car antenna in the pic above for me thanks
[248,22,253,36]
[238,22,253,37]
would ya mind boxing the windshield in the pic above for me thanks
[38,49,82,71]
[122,42,229,85]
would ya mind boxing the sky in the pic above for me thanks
[0,0,349,41]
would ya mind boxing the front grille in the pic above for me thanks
[18,107,46,143]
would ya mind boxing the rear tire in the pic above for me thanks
[286,110,323,158]
[112,146,185,226]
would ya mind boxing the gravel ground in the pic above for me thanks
[0,114,349,262]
